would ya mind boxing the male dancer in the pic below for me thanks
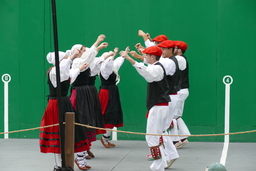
[121,46,170,171]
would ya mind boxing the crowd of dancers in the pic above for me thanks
[39,30,191,171]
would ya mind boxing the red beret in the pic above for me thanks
[142,46,162,56]
[175,41,188,50]
[152,35,168,42]
[158,40,176,48]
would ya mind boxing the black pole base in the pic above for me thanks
[53,166,74,171]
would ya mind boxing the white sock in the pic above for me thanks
[103,130,112,138]
[55,153,62,167]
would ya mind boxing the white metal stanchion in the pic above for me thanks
[2,74,11,139]
[112,127,117,141]
[220,75,233,165]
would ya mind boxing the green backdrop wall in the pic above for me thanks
[0,0,256,142]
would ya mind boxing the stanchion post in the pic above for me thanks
[220,75,233,166]
[2,74,11,139]
[65,112,75,170]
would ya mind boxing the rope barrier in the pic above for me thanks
[0,123,59,135]
[74,123,256,137]
[1,122,256,137]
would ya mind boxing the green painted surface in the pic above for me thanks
[0,0,256,142]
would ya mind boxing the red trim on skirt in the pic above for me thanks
[98,89,109,115]
[96,129,107,135]
[86,131,96,142]
[70,89,77,110]
[40,99,90,153]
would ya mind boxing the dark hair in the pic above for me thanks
[169,47,175,54]
[155,56,161,61]
[176,47,186,54]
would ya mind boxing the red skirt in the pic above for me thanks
[40,97,90,153]
[98,85,124,129]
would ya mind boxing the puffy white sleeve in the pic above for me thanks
[113,56,125,72]
[71,45,98,71]
[176,55,187,71]
[132,62,164,83]
[100,57,114,80]
[69,68,80,84]
[145,39,156,48]
[159,57,176,76]
[90,56,105,76]
[49,58,72,88]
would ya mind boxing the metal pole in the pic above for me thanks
[50,0,66,168]
[220,75,233,166]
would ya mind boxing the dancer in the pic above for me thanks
[69,34,108,170]
[83,51,114,157]
[171,40,191,148]
[121,46,170,171]
[40,50,91,170]
[137,31,179,168]
[98,47,124,148]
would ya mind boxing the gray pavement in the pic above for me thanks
[0,139,255,171]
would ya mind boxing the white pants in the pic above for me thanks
[163,131,179,161]
[168,94,179,121]
[162,95,179,161]
[169,119,180,141]
[177,118,191,139]
[170,118,191,141]
[146,105,169,171]
[170,89,190,141]
[176,88,189,117]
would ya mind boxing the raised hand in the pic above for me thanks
[146,33,152,41]
[97,34,106,42]
[134,43,145,54]
[125,46,130,53]
[114,47,119,54]
[97,42,108,51]
[138,30,146,37]
[129,51,144,61]
[120,50,127,58]
[135,43,145,50]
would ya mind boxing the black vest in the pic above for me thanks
[88,75,96,86]
[100,72,116,86]
[167,56,180,94]
[48,74,70,97]
[146,62,171,110]
[179,55,189,89]
[72,68,90,86]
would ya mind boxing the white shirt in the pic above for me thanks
[144,41,176,76]
[100,56,124,80]
[49,58,72,88]
[133,61,164,83]
[90,56,105,76]
[175,55,187,71]
[145,39,156,48]
[159,57,176,76]
[71,45,98,72]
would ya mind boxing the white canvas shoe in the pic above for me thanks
[164,158,177,169]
